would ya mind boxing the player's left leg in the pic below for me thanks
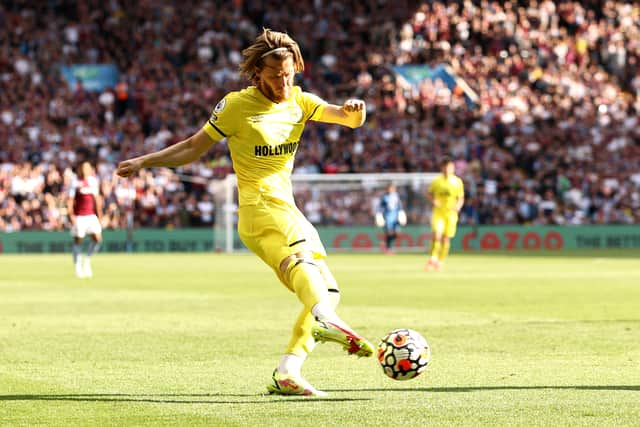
[83,216,102,278]
[71,218,86,278]
[437,212,458,270]
[385,228,397,254]
[267,307,325,396]
[427,214,445,270]
[83,233,101,278]
[436,236,450,271]
[427,233,442,271]
[73,236,84,278]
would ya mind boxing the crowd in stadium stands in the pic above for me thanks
[1,0,639,233]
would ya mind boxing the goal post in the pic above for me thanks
[212,173,438,253]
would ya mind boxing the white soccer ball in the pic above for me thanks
[377,328,430,381]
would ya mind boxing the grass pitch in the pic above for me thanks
[1,252,639,426]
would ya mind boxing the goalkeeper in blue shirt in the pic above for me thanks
[376,184,406,254]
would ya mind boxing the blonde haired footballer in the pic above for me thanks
[116,29,373,397]
[426,156,464,271]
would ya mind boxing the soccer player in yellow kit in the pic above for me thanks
[426,156,464,272]
[116,29,373,396]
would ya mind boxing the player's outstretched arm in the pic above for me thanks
[318,99,366,129]
[116,129,215,177]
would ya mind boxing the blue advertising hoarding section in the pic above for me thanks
[60,64,119,92]
[392,64,478,108]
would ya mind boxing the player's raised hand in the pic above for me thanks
[116,158,144,178]
[342,99,365,112]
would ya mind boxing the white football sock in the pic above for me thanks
[87,240,101,257]
[311,302,336,322]
[311,302,352,331]
[277,353,304,377]
[73,243,81,264]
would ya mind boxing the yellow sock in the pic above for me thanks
[286,309,316,357]
[439,240,450,262]
[282,260,329,357]
[430,240,441,260]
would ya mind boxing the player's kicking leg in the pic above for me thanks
[83,234,101,278]
[72,236,84,278]
[311,319,374,357]
[308,259,374,357]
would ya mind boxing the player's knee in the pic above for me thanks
[279,255,296,275]
[279,251,314,276]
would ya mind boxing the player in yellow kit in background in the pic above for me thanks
[116,29,373,397]
[426,156,465,272]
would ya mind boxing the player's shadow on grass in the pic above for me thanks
[332,385,640,393]
[0,393,371,404]
[3,386,636,403]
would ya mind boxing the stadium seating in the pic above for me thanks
[1,1,638,231]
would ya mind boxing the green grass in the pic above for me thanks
[1,253,639,426]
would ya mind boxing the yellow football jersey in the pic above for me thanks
[428,174,464,212]
[202,86,326,206]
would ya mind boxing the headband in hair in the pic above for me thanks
[260,47,290,58]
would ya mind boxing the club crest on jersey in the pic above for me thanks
[214,98,226,113]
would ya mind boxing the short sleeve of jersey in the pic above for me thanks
[297,90,327,122]
[202,93,239,141]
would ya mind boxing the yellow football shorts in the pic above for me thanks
[238,195,327,288]
[431,209,459,238]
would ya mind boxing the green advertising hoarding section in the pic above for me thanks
[1,225,640,254]
[0,229,215,254]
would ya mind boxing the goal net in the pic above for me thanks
[211,173,438,253]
